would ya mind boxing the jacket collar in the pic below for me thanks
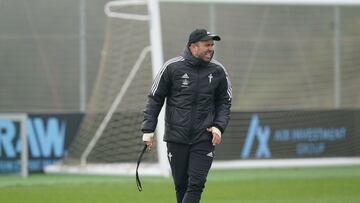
[181,46,213,67]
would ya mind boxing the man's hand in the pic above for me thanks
[207,127,222,146]
[142,133,155,148]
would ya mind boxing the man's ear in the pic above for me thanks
[189,43,198,55]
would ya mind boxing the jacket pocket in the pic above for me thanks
[170,106,191,127]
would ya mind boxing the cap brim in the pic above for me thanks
[200,35,221,41]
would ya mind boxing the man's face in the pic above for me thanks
[192,39,215,62]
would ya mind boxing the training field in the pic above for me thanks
[1,166,359,203]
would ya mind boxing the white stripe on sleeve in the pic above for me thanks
[211,59,232,99]
[151,56,184,96]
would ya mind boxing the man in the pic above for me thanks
[141,28,232,203]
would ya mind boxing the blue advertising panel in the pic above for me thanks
[0,113,82,173]
[216,110,360,160]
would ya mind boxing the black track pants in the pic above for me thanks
[167,141,215,203]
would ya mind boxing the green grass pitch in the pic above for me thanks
[1,166,360,203]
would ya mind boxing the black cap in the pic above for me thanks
[188,29,221,45]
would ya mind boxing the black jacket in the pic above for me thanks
[141,47,232,144]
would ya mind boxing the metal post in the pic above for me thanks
[148,0,170,177]
[20,115,28,178]
[79,0,87,112]
[334,6,341,108]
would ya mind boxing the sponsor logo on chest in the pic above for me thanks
[181,73,190,87]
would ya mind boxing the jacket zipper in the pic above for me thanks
[189,68,200,143]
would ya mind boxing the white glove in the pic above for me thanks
[142,132,154,142]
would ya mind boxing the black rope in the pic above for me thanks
[136,144,148,192]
